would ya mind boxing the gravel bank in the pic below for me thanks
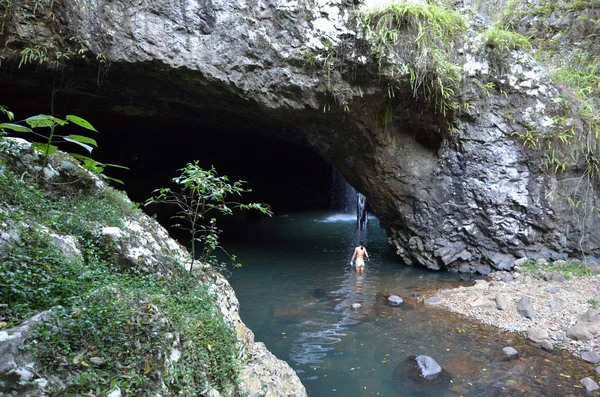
[424,270,600,358]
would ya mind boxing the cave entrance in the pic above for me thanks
[1,84,333,223]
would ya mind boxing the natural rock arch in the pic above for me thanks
[1,0,599,273]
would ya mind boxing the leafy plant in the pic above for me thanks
[0,109,128,184]
[588,298,600,308]
[146,161,272,272]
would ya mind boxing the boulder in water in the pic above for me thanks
[392,355,451,395]
[387,295,404,306]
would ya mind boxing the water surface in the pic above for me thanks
[223,211,592,396]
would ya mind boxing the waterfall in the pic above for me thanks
[357,193,368,230]
[331,168,368,230]
[331,168,357,213]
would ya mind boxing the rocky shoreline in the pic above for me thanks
[422,262,600,390]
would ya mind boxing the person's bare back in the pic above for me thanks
[350,240,370,273]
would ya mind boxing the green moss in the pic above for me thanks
[520,259,600,279]
[358,1,466,118]
[483,23,532,53]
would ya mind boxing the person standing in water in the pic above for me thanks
[350,240,370,273]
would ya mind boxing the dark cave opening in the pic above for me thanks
[1,84,333,224]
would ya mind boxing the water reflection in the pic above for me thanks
[225,212,594,397]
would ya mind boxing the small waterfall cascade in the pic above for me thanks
[331,168,368,230]
[357,193,368,230]
[331,168,357,213]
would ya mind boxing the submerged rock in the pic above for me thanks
[580,377,600,393]
[416,356,442,379]
[312,288,328,300]
[581,351,600,364]
[387,295,404,306]
[392,355,451,395]
[503,347,519,358]
[527,327,549,343]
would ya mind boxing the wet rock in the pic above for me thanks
[580,377,600,393]
[312,288,328,300]
[416,356,442,378]
[516,296,537,320]
[495,294,512,310]
[387,295,404,305]
[539,340,553,352]
[503,347,518,358]
[595,365,600,374]
[8,366,34,382]
[528,327,549,343]
[581,351,600,364]
[547,287,560,294]
[345,305,376,323]
[392,355,451,395]
[443,353,479,378]
[424,297,443,306]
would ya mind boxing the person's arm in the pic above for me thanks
[350,248,357,264]
[365,249,370,260]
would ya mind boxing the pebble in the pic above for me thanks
[581,351,600,364]
[580,377,600,392]
[503,346,518,357]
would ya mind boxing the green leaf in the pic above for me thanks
[0,123,33,133]
[62,136,94,153]
[100,174,125,185]
[25,114,66,128]
[66,115,98,132]
[31,142,58,155]
[104,163,130,170]
[64,134,98,147]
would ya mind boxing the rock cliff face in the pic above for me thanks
[1,0,599,273]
